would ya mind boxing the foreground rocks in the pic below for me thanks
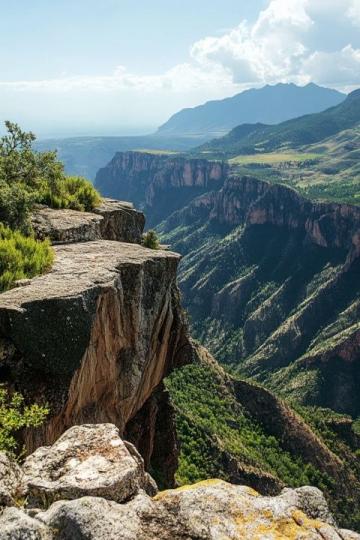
[0,424,358,540]
[22,424,157,506]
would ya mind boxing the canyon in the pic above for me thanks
[0,173,360,538]
[96,151,360,417]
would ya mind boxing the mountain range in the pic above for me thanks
[35,83,345,180]
[158,83,345,138]
[199,88,360,156]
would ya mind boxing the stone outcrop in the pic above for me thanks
[0,240,190,461]
[94,151,228,225]
[21,424,157,506]
[32,198,145,244]
[1,424,359,540]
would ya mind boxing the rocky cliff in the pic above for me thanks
[160,175,360,416]
[1,194,360,533]
[1,423,359,540]
[32,198,145,244]
[0,201,191,485]
[94,151,228,225]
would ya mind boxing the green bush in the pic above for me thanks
[0,181,35,234]
[0,121,101,231]
[143,230,160,249]
[0,385,49,455]
[40,176,101,212]
[0,224,54,292]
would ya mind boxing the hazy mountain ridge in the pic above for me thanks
[34,83,346,181]
[198,88,360,156]
[158,83,345,138]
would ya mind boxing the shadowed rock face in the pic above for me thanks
[32,198,145,244]
[159,175,360,415]
[1,423,359,540]
[0,241,190,456]
[95,151,229,225]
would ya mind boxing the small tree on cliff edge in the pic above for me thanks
[143,230,160,250]
[0,385,49,456]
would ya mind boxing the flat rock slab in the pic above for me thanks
[32,198,145,244]
[0,240,179,306]
[22,424,155,505]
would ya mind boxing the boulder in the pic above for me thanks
[281,486,336,525]
[0,453,22,507]
[22,424,157,506]
[0,507,52,540]
[37,494,156,540]
[36,478,360,539]
[151,479,354,540]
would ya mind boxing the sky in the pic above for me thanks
[0,0,360,138]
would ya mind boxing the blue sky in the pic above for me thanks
[0,0,359,137]
[0,1,265,80]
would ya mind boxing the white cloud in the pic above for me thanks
[190,0,360,88]
[347,0,360,26]
[2,0,360,97]
[303,45,360,85]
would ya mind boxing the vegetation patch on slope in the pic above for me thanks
[0,224,53,292]
[166,349,360,531]
[229,152,321,166]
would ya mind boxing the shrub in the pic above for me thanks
[0,181,34,234]
[143,230,160,250]
[39,176,101,212]
[0,121,101,231]
[0,385,49,455]
[0,224,54,292]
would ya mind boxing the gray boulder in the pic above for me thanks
[36,478,360,540]
[37,494,157,540]
[22,424,157,506]
[0,453,23,507]
[0,507,52,540]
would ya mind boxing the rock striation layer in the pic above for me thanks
[95,151,228,225]
[1,423,359,540]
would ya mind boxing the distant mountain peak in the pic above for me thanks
[199,85,360,156]
[157,83,345,138]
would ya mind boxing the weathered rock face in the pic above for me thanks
[32,198,145,244]
[160,175,360,415]
[94,151,228,225]
[0,239,191,469]
[1,424,359,540]
[0,454,23,507]
[21,424,157,506]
